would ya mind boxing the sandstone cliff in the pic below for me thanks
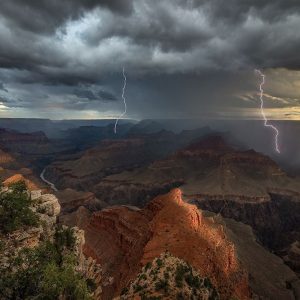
[90,135,300,208]
[78,189,250,300]
[55,188,107,213]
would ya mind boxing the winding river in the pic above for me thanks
[40,168,58,192]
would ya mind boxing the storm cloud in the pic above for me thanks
[0,0,299,118]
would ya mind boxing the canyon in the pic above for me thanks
[1,121,300,299]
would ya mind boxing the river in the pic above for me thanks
[40,168,58,192]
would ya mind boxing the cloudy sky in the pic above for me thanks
[0,0,300,120]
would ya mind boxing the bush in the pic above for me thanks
[156,258,163,267]
[176,292,185,300]
[0,226,92,300]
[0,181,39,233]
[86,278,97,292]
[204,277,212,289]
[163,271,169,280]
[145,261,152,271]
[121,287,129,295]
[8,181,27,193]
[175,264,189,287]
[185,273,201,289]
[139,273,147,281]
[134,284,144,292]
[155,279,168,293]
[54,226,76,251]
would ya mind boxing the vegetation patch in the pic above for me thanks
[0,181,39,233]
[119,251,219,299]
[0,226,92,300]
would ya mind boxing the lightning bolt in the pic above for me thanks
[255,69,280,153]
[114,67,127,134]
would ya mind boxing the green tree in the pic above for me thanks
[0,180,39,233]
[0,226,92,300]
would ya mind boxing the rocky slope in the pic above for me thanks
[116,251,219,299]
[0,178,103,300]
[91,135,299,205]
[0,127,75,174]
[0,128,51,159]
[0,188,61,267]
[220,213,300,300]
[66,189,300,300]
[55,188,107,213]
[43,127,212,192]
[75,189,250,300]
[89,136,300,273]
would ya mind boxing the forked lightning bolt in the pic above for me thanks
[255,69,280,153]
[114,67,127,134]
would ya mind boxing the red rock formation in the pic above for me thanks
[55,188,107,213]
[81,189,250,300]
[59,206,92,229]
[0,148,15,165]
[142,189,249,300]
[44,138,156,190]
[0,128,48,144]
[3,174,40,191]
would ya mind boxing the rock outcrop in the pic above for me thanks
[213,212,300,300]
[0,128,48,144]
[90,135,300,208]
[78,189,250,300]
[116,252,220,299]
[0,148,15,166]
[59,205,92,228]
[3,174,40,191]
[43,128,212,192]
[0,189,61,267]
[55,188,107,213]
[0,181,103,300]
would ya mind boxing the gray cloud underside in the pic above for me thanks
[0,0,299,82]
[0,0,299,117]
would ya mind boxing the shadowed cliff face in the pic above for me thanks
[42,128,212,192]
[77,189,250,300]
[0,128,75,175]
[190,193,300,255]
[87,135,300,207]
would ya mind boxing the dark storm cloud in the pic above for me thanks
[0,0,300,118]
[74,87,118,101]
[73,88,97,100]
[0,0,300,82]
[0,83,8,92]
[0,0,133,34]
[98,90,118,101]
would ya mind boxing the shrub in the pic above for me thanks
[176,292,185,300]
[54,226,76,251]
[121,287,129,295]
[155,279,168,293]
[0,181,39,233]
[175,264,189,287]
[204,277,212,289]
[134,284,144,292]
[163,271,169,280]
[185,273,201,289]
[0,228,91,300]
[8,180,27,193]
[145,261,152,271]
[156,258,163,267]
[139,273,147,281]
[86,278,97,292]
